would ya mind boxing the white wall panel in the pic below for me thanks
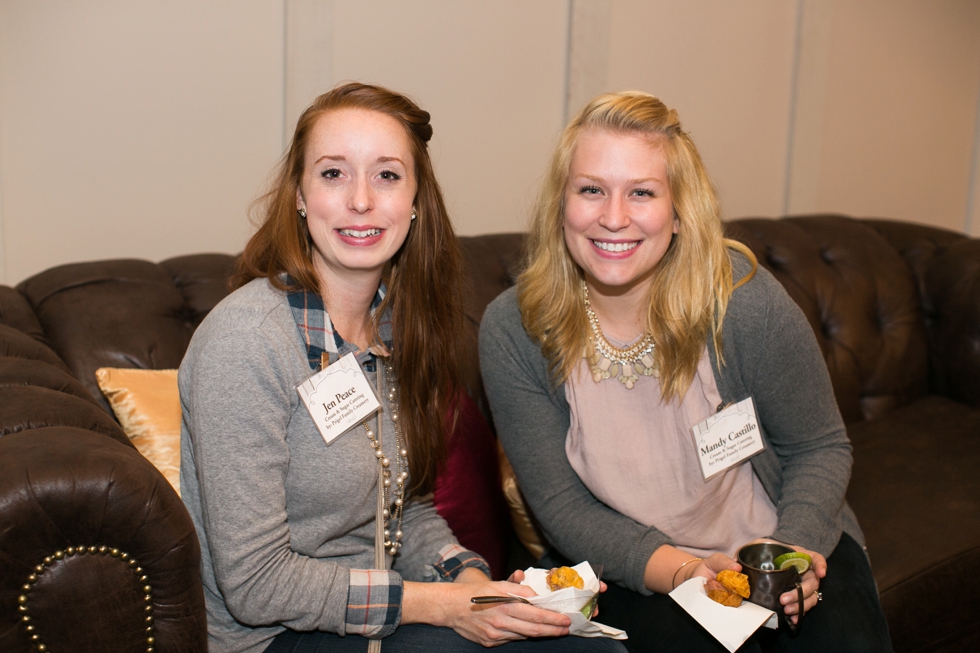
[328,0,569,236]
[788,0,980,232]
[285,0,334,144]
[970,89,980,237]
[3,0,980,287]
[598,0,799,220]
[0,0,284,284]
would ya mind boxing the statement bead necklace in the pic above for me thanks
[583,281,659,390]
[362,361,408,555]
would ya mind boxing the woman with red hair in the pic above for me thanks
[180,83,624,653]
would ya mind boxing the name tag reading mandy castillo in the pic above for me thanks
[297,352,381,445]
[691,397,765,480]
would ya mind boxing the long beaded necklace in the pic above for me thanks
[583,281,659,390]
[362,360,409,556]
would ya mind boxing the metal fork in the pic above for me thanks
[470,595,532,605]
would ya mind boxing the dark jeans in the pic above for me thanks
[266,624,627,653]
[597,532,893,653]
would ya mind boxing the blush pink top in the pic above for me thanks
[564,346,778,557]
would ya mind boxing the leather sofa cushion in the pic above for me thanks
[0,385,129,446]
[923,239,980,408]
[0,356,101,406]
[0,324,72,375]
[458,233,526,419]
[0,427,206,653]
[14,255,238,418]
[846,395,980,651]
[727,216,929,425]
[0,286,48,342]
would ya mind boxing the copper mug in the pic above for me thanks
[736,542,805,634]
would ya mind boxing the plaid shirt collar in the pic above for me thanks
[286,278,392,371]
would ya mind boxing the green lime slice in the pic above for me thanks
[581,596,598,619]
[774,552,812,573]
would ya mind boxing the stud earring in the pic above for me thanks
[411,208,417,221]
[298,207,307,219]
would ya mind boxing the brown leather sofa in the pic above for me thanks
[1,215,977,652]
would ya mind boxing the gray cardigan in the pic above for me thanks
[478,257,863,595]
[180,278,460,653]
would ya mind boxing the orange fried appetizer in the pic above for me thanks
[705,578,743,607]
[546,566,585,591]
[716,570,750,598]
[706,570,751,607]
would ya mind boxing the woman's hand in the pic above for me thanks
[743,539,826,624]
[403,579,571,647]
[646,545,740,593]
[776,545,826,624]
[685,552,742,584]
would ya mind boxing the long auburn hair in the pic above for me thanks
[235,82,464,494]
[519,91,756,400]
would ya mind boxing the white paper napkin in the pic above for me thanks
[518,562,628,640]
[669,577,774,652]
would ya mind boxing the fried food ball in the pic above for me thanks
[716,570,750,599]
[546,566,584,591]
[705,578,744,607]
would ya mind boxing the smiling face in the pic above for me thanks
[296,108,417,287]
[563,128,678,299]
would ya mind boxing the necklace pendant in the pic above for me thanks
[618,369,639,389]
[582,280,658,390]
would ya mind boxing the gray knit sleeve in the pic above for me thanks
[180,320,351,633]
[725,264,853,556]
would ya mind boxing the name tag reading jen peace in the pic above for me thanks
[691,397,765,480]
[297,352,381,445]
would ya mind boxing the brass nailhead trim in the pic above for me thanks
[19,546,155,652]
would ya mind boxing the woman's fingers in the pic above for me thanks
[785,544,827,579]
[780,569,821,615]
[809,550,828,579]
[463,602,571,646]
[493,580,537,598]
[506,569,526,584]
[691,552,740,581]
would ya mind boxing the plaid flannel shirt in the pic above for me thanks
[288,285,491,638]
[346,545,491,638]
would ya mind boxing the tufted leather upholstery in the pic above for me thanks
[0,428,207,653]
[458,233,527,417]
[16,255,237,416]
[726,216,930,423]
[0,254,228,653]
[0,216,977,652]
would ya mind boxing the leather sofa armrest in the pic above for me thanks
[0,428,206,653]
[923,239,980,408]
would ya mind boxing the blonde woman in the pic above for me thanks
[479,92,892,652]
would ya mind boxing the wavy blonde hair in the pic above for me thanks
[518,91,756,400]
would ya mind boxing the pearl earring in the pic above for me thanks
[411,208,417,221]
[298,207,307,219]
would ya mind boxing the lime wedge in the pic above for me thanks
[581,596,598,620]
[774,552,811,573]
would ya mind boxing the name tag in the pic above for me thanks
[691,397,764,480]
[297,352,381,445]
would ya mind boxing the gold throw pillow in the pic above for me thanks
[497,441,547,559]
[95,368,181,496]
